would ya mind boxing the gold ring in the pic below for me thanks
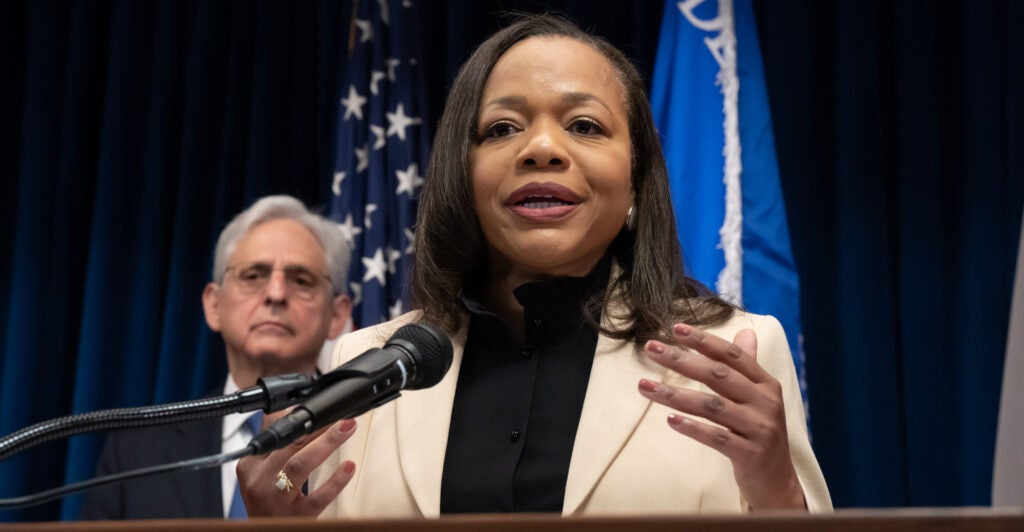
[275,470,294,493]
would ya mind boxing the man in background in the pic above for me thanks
[81,195,351,519]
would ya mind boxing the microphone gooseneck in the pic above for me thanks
[0,373,316,463]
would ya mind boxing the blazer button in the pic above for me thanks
[510,429,521,442]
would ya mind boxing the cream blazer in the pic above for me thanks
[311,309,832,517]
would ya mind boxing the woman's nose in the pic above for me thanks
[517,121,569,169]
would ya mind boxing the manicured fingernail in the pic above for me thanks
[638,379,660,394]
[339,419,356,433]
[343,461,355,474]
[668,414,691,428]
[646,341,666,355]
[674,324,692,337]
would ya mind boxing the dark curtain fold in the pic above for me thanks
[0,0,1020,522]
[756,0,1024,506]
[0,0,349,521]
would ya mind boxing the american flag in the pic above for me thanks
[331,0,431,328]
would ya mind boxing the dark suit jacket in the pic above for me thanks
[80,417,224,520]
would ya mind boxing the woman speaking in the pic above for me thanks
[237,13,830,517]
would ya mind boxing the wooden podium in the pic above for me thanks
[2,508,1022,532]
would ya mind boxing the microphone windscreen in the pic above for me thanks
[388,323,453,389]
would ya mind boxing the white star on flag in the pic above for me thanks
[386,246,402,275]
[386,103,421,141]
[349,282,363,307]
[389,299,404,320]
[354,144,369,173]
[332,172,346,197]
[370,71,386,96]
[404,228,415,255]
[386,58,400,81]
[336,213,363,246]
[363,204,378,230]
[370,124,386,150]
[354,19,373,43]
[376,0,390,25]
[341,85,367,121]
[395,163,423,197]
[362,248,388,286]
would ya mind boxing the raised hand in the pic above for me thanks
[637,323,805,510]
[237,416,358,517]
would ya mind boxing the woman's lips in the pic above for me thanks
[506,183,580,221]
[508,202,577,220]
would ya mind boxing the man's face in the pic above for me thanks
[202,218,349,377]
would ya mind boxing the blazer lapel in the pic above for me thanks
[394,321,468,517]
[562,330,665,515]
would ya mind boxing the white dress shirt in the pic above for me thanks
[220,376,259,518]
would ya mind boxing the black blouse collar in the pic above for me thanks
[460,253,613,319]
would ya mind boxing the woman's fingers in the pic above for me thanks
[237,418,357,517]
[665,413,759,462]
[638,378,767,441]
[669,324,769,384]
[304,460,356,512]
[643,338,757,404]
[732,328,757,361]
[279,419,358,486]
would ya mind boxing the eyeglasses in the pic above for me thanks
[224,263,331,301]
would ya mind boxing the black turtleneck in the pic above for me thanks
[439,258,611,514]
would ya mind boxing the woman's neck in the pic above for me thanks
[482,271,528,340]
[480,255,605,340]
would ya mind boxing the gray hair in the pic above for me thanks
[212,195,350,296]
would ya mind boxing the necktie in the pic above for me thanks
[228,411,263,519]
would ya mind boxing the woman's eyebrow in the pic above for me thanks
[482,92,610,113]
[482,95,527,108]
[561,92,611,113]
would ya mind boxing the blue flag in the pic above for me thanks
[331,0,431,327]
[651,0,806,401]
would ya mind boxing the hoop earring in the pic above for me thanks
[625,205,637,231]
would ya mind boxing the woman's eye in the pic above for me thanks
[569,119,603,136]
[483,122,517,139]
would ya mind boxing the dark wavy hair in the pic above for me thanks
[411,13,734,343]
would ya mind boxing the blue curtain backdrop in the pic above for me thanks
[0,0,1021,522]
[756,1,1023,506]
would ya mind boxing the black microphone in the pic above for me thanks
[249,322,453,454]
